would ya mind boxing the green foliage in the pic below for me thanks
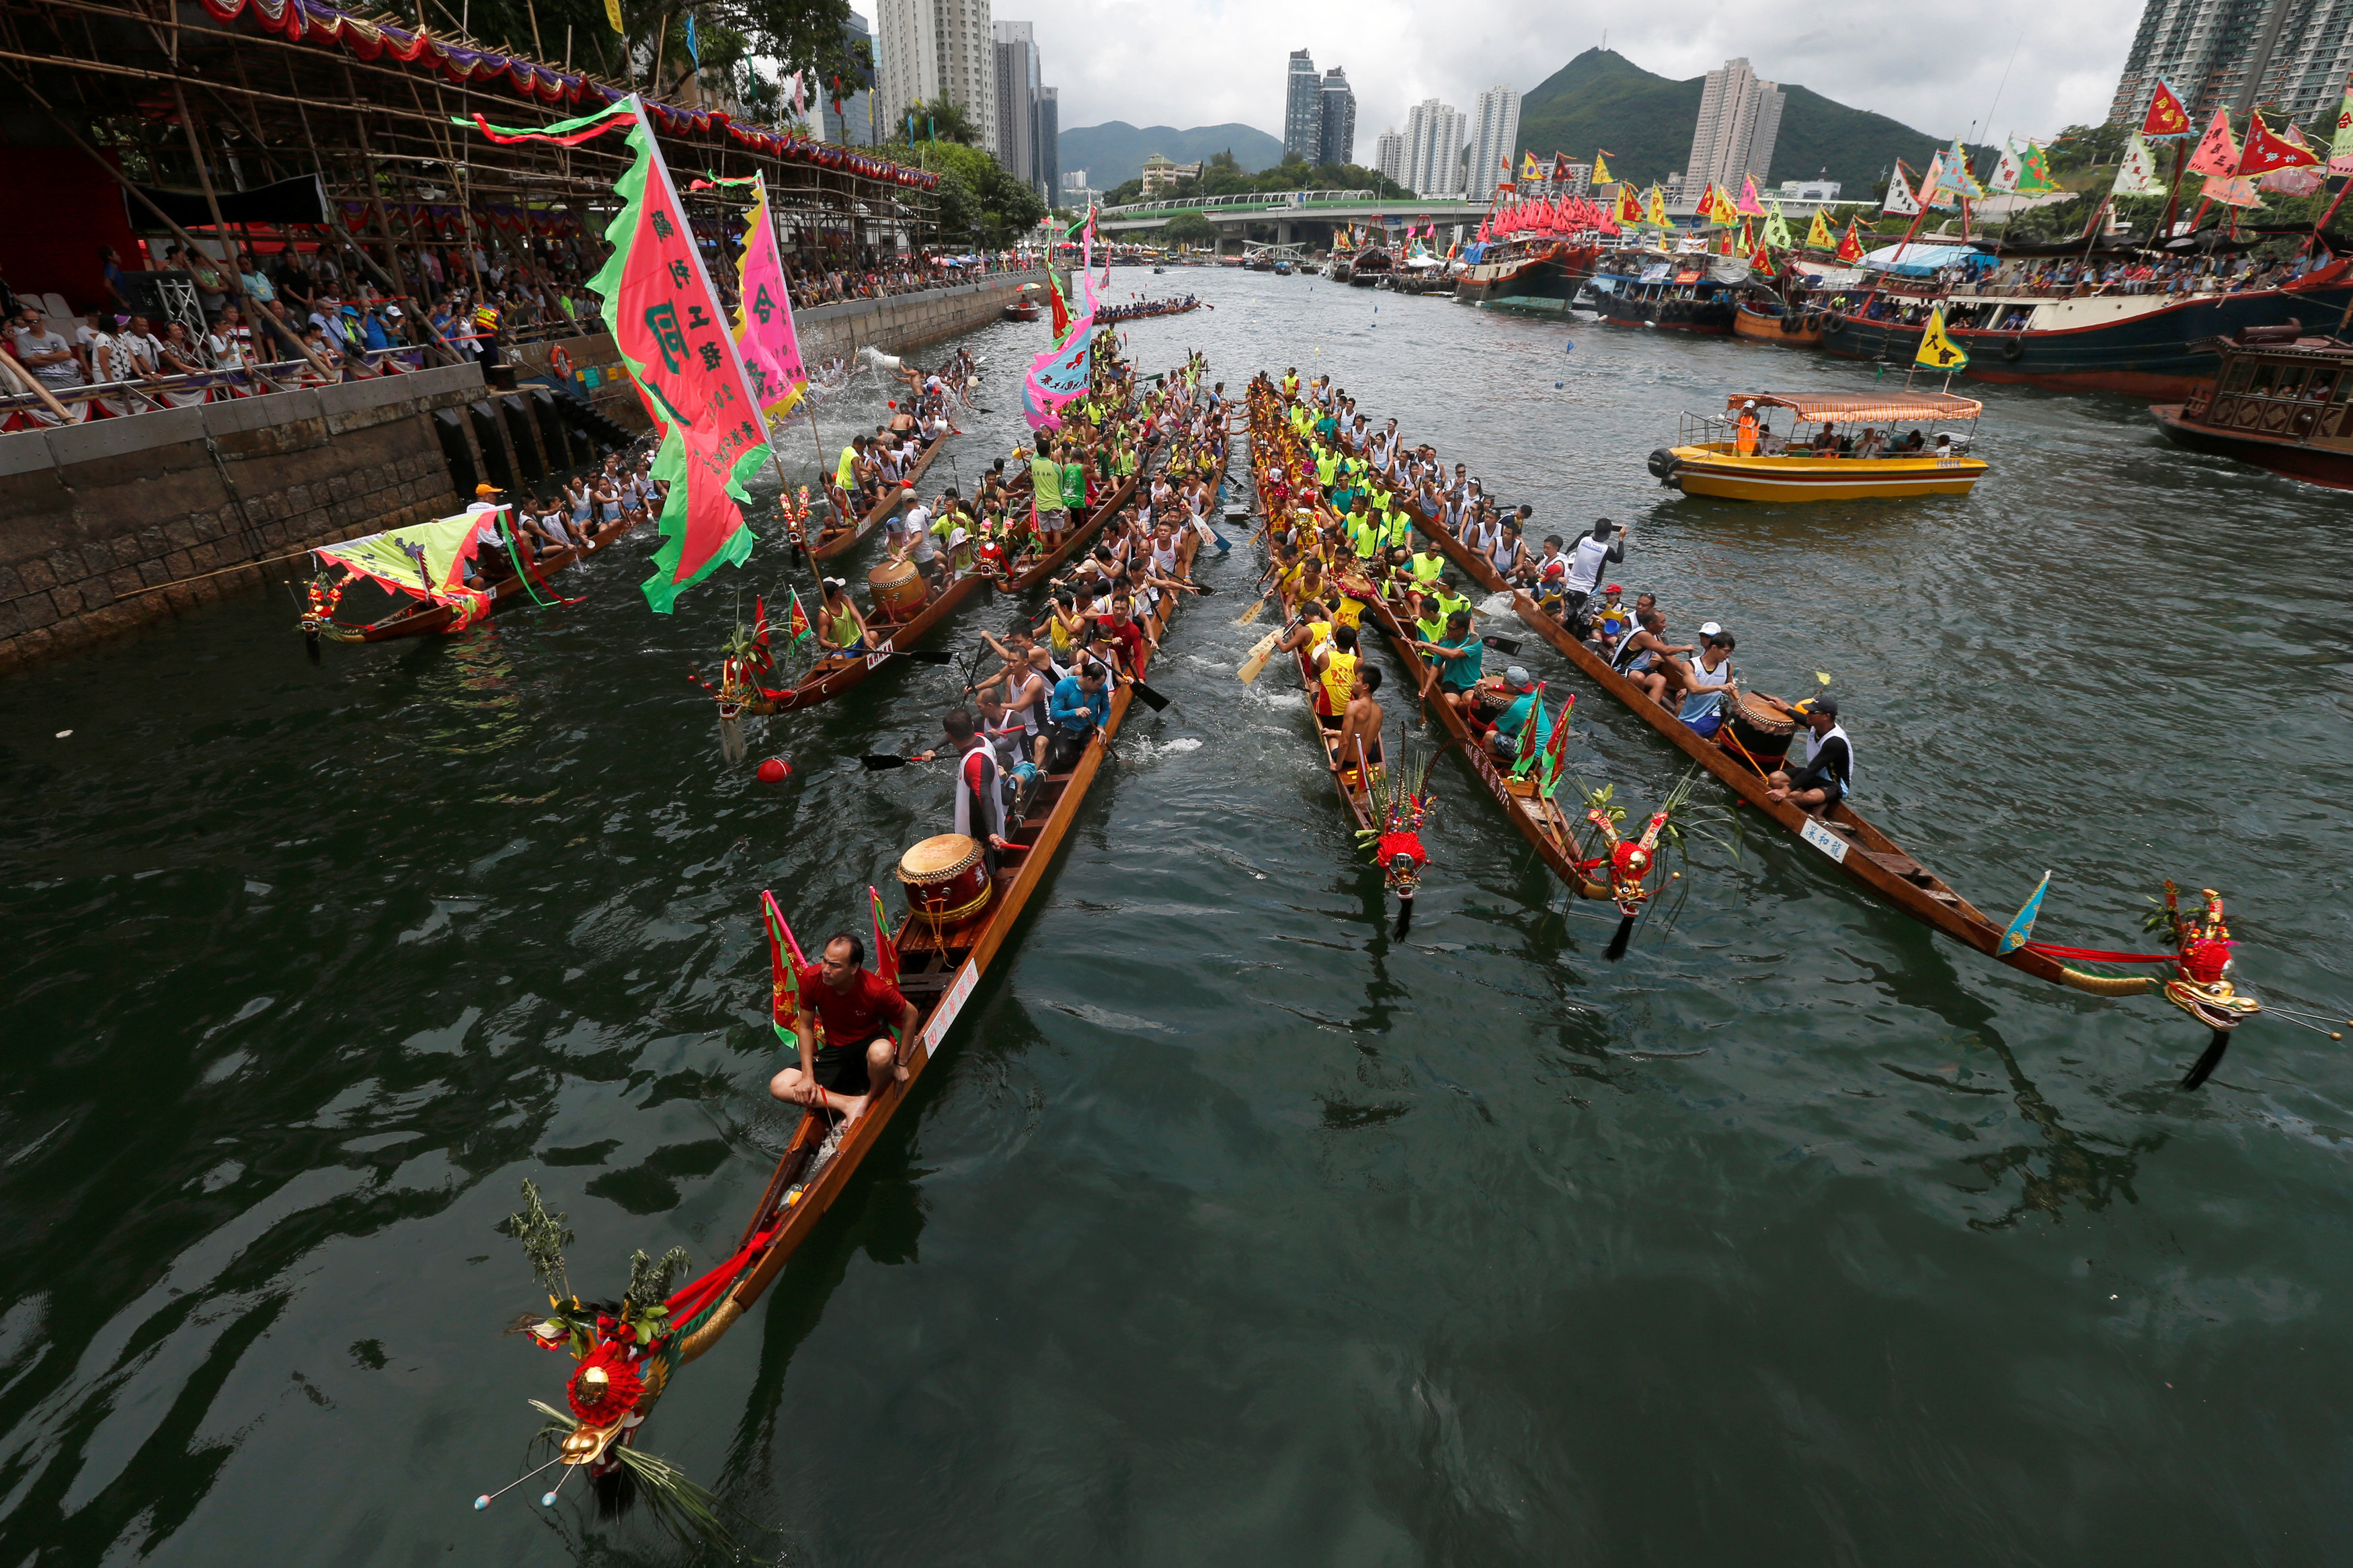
[877,138,1046,243]
[1111,160,1411,208]
[1056,122,1287,185]
[503,1179,573,1303]
[451,0,852,120]
[622,1245,694,1340]
[530,1403,740,1553]
[1162,212,1219,245]
[903,96,982,146]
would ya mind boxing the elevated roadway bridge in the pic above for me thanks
[1099,190,1494,245]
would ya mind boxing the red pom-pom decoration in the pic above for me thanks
[756,757,791,783]
[1376,831,1428,870]
[566,1342,645,1426]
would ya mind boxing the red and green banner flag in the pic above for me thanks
[867,886,900,987]
[762,890,811,1044]
[785,587,812,645]
[586,97,774,612]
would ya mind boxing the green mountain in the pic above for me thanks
[1514,48,1962,196]
[1058,122,1285,188]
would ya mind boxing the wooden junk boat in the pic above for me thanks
[1732,294,1828,346]
[300,505,635,647]
[1454,237,1601,311]
[2151,326,2353,490]
[1585,252,1745,333]
[1646,390,1989,502]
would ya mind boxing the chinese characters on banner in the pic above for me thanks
[589,97,773,612]
[732,173,810,423]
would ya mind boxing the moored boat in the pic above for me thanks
[1648,390,1989,502]
[1454,237,1601,312]
[301,506,637,647]
[1732,294,1826,346]
[2151,329,2353,490]
[1586,251,1744,333]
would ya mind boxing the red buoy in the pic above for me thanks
[756,758,791,783]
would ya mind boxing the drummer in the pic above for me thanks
[815,577,877,657]
[769,932,918,1122]
[1766,696,1853,815]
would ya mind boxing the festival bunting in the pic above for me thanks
[1737,175,1765,215]
[1552,153,1574,183]
[1805,207,1833,248]
[1915,149,1956,209]
[2141,79,2192,139]
[1617,183,1643,223]
[1710,185,1739,224]
[1989,142,2024,194]
[1592,151,1614,185]
[2199,173,2267,210]
[1023,212,1098,429]
[2016,140,2062,194]
[1749,229,1773,272]
[2186,108,2239,177]
[1695,182,1717,218]
[1763,200,1794,249]
[2112,131,2165,196]
[1915,307,1968,371]
[602,0,623,32]
[729,173,809,423]
[1836,218,1866,263]
[1938,138,1987,201]
[1882,160,1923,216]
[582,96,772,613]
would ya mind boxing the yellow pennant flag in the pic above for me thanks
[1646,184,1669,227]
[604,0,623,30]
[1522,151,1545,181]
[1805,208,1833,248]
[1592,151,1614,185]
[1709,186,1739,224]
[1915,307,1969,371]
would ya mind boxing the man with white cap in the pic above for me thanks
[1483,666,1548,760]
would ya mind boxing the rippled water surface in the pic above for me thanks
[4,267,2352,1565]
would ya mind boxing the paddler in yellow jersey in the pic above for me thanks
[1027,443,1068,548]
[1283,368,1300,399]
[1408,546,1447,587]
[1314,622,1361,720]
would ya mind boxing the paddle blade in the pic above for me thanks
[1130,678,1171,712]
[1237,647,1273,685]
[894,649,955,665]
[1482,634,1523,655]
[1234,596,1269,626]
[859,753,910,770]
[1604,913,1637,962]
[1393,895,1413,940]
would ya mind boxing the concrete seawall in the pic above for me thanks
[0,274,1039,673]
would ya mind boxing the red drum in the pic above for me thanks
[897,834,991,930]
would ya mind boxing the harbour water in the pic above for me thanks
[3,265,2351,1564]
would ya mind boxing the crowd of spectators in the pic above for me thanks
[2,227,1034,429]
[1960,249,2327,300]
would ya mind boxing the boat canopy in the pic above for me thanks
[1724,390,1986,423]
[1858,242,1994,278]
[315,510,492,605]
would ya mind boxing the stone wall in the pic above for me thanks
[0,364,489,673]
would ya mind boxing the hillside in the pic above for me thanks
[1058,122,1285,187]
[1514,48,1964,195]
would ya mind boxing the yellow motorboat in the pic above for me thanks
[1648,390,1990,501]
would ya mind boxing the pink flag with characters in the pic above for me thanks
[729,173,809,422]
[588,95,773,612]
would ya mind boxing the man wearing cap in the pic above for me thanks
[1767,697,1853,814]
[1484,667,1546,760]
[1561,517,1628,630]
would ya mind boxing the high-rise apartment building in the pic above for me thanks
[1465,84,1521,199]
[2108,0,2353,127]
[1404,98,1466,198]
[1037,86,1059,197]
[876,0,997,155]
[992,20,1043,193]
[1374,126,1405,188]
[1685,58,1785,190]
[820,10,875,145]
[1284,50,1324,161]
[1320,67,1357,166]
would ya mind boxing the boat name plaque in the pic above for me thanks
[918,958,980,1061]
[1798,817,1849,863]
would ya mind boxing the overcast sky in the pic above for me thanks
[853,0,2143,150]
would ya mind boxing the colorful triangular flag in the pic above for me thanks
[2141,79,2192,139]
[2186,108,2239,177]
[1882,160,1922,216]
[1915,306,1968,371]
[2112,131,2165,196]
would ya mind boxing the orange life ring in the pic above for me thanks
[551,346,575,379]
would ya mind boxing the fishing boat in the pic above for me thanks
[809,437,946,562]
[301,506,635,648]
[1646,390,1989,501]
[1399,498,2262,1079]
[1347,249,1393,288]
[1454,237,1602,312]
[2151,328,2353,490]
[1585,251,1745,333]
[1732,294,1827,346]
[1819,253,2353,399]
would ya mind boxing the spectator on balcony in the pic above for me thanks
[99,245,136,312]
[11,308,87,399]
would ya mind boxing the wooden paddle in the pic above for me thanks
[858,753,943,770]
[1237,610,1302,685]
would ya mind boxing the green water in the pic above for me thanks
[4,267,2352,1565]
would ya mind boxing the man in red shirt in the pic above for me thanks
[1093,595,1149,676]
[768,933,919,1120]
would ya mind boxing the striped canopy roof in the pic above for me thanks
[1726,391,1985,423]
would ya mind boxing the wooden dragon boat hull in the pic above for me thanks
[1400,502,2066,985]
[742,569,996,714]
[684,524,1202,1346]
[999,472,1137,593]
[311,514,637,644]
[808,438,947,563]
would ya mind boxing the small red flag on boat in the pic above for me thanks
[762,890,810,1044]
[785,586,811,644]
[1836,218,1866,263]
[868,886,900,986]
[2141,79,2192,139]
[2237,111,2320,175]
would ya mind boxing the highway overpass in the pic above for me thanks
[1097,190,1495,243]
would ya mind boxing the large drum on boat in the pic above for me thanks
[1726,692,1798,766]
[897,833,992,930]
[868,558,926,620]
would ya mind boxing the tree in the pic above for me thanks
[878,138,1045,245]
[902,96,982,147]
[454,0,854,123]
[1163,212,1218,246]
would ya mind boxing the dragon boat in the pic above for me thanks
[805,436,946,563]
[300,506,635,649]
[1402,498,2262,1082]
[479,522,1203,1540]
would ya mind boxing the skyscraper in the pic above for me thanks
[1283,50,1323,161]
[1685,58,1785,190]
[1374,127,1405,188]
[820,10,875,145]
[875,0,997,154]
[1038,86,1060,199]
[1404,98,1466,198]
[2108,0,2353,126]
[1466,85,1521,199]
[1320,67,1357,167]
[992,20,1041,192]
